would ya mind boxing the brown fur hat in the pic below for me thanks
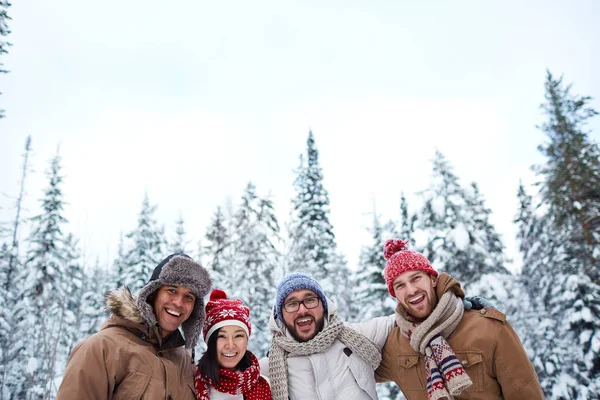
[136,253,212,349]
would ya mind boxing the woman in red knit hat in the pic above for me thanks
[195,289,272,400]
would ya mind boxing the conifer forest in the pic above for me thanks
[1,72,599,398]
[1,2,599,399]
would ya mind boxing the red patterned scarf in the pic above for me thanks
[195,351,272,400]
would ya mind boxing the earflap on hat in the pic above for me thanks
[135,254,212,349]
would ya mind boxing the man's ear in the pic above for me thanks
[432,276,438,287]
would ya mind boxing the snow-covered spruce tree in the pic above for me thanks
[122,193,166,293]
[351,211,397,322]
[0,136,32,399]
[6,135,32,290]
[399,192,416,244]
[535,71,600,282]
[417,150,512,301]
[203,205,234,293]
[58,234,84,360]
[350,211,402,400]
[170,213,190,254]
[0,241,28,399]
[0,0,12,118]
[112,231,127,289]
[79,257,111,338]
[21,152,76,398]
[287,131,350,316]
[231,183,282,356]
[514,182,573,397]
[519,72,600,399]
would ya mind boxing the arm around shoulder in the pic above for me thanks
[57,333,119,400]
[351,314,396,350]
[494,320,544,400]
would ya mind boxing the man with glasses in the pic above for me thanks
[261,272,395,400]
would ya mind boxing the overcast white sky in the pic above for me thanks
[1,1,598,273]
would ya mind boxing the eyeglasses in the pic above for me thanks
[283,296,320,313]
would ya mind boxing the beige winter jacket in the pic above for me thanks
[376,273,544,400]
[57,288,196,400]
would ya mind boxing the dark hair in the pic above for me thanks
[197,327,252,385]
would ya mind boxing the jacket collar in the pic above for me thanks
[103,287,186,351]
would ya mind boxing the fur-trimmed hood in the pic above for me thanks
[105,287,147,325]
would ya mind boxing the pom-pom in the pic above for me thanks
[383,239,409,260]
[209,289,227,301]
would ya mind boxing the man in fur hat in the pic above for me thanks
[57,253,212,400]
[375,239,544,400]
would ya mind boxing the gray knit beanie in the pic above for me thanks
[275,272,328,322]
[136,253,212,349]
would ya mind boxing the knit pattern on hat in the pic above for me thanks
[275,273,328,322]
[203,289,251,343]
[136,254,212,349]
[383,239,438,297]
[268,313,381,400]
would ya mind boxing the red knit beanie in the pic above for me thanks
[383,239,438,296]
[202,289,251,342]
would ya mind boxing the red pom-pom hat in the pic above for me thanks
[383,239,438,297]
[202,289,251,342]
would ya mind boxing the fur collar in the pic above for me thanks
[105,287,146,325]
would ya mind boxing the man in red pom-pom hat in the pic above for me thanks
[376,239,543,400]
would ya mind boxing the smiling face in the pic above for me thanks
[215,325,248,370]
[281,289,325,342]
[392,271,438,320]
[152,285,195,338]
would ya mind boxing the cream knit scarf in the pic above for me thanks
[396,292,472,400]
[268,313,381,400]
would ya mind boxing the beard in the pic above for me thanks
[285,314,325,342]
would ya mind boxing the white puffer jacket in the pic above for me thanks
[260,300,395,400]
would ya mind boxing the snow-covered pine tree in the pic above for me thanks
[417,150,512,301]
[122,194,166,293]
[399,192,416,244]
[287,131,350,316]
[521,71,600,398]
[204,205,234,293]
[80,257,111,338]
[513,183,570,396]
[0,136,32,399]
[535,71,600,282]
[350,210,402,400]
[6,135,32,289]
[170,213,190,254]
[351,211,397,322]
[0,0,11,118]
[231,183,281,356]
[112,231,127,289]
[21,152,73,398]
[59,234,84,361]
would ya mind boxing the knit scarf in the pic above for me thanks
[268,313,381,400]
[195,351,272,400]
[395,292,472,400]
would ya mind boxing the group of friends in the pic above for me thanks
[56,239,544,399]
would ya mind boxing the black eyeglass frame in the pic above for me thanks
[282,296,320,313]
